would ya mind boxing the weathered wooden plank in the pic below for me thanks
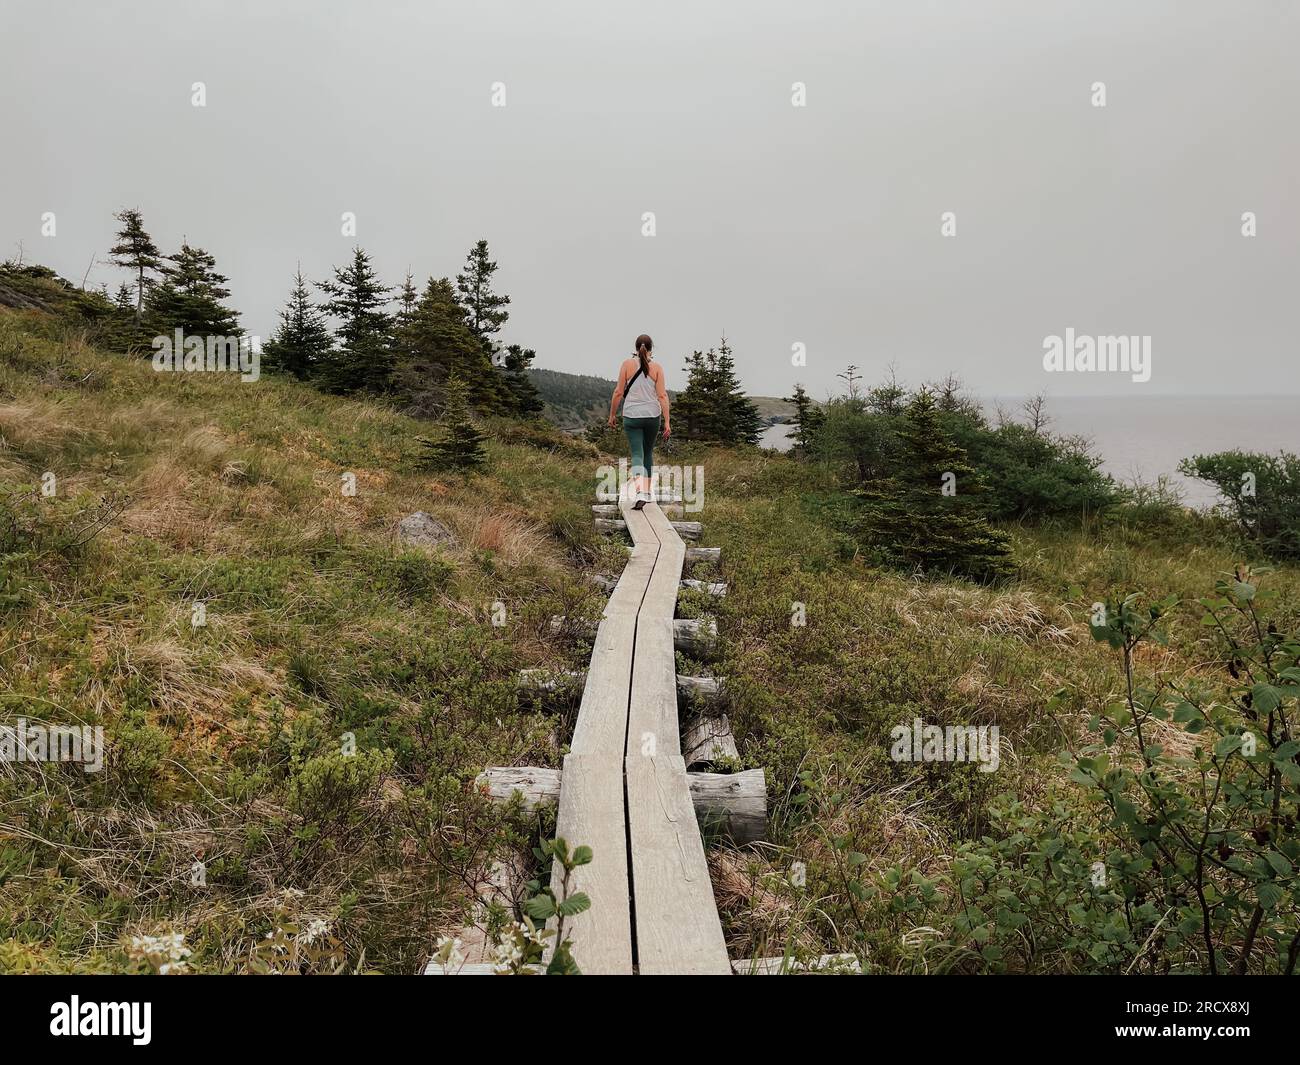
[476,765,767,845]
[549,752,633,974]
[624,753,731,974]
[569,615,638,756]
[628,616,680,757]
[595,517,702,542]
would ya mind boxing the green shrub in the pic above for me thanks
[1181,450,1300,560]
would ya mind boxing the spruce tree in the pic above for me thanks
[112,283,135,313]
[262,267,332,379]
[455,239,510,342]
[784,382,824,453]
[144,241,241,336]
[416,374,488,472]
[107,208,163,323]
[675,338,762,445]
[393,276,500,415]
[499,343,544,419]
[855,389,1013,582]
[315,247,394,394]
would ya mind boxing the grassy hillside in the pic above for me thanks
[3,304,1297,973]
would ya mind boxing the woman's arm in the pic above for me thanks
[655,365,671,437]
[607,360,629,426]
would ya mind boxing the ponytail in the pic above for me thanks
[634,333,653,377]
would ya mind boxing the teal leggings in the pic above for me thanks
[623,415,661,480]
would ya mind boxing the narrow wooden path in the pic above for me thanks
[554,498,730,974]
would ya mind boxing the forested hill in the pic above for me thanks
[528,367,795,430]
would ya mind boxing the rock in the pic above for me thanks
[398,511,455,549]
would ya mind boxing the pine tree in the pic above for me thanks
[144,241,241,336]
[455,239,510,342]
[783,382,824,454]
[112,283,135,313]
[107,208,163,323]
[315,247,394,394]
[675,338,762,445]
[416,374,488,472]
[262,267,332,379]
[855,389,1013,582]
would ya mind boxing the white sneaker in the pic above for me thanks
[633,491,650,509]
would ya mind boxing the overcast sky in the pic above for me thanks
[3,0,1296,398]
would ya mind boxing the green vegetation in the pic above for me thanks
[2,269,1297,975]
[1181,450,1300,561]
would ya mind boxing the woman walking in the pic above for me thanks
[607,333,671,508]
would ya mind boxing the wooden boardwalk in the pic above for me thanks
[552,498,731,974]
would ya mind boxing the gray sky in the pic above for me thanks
[3,0,1296,397]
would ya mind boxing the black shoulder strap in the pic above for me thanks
[625,363,646,391]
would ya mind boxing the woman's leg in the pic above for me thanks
[623,416,648,495]
[641,418,657,486]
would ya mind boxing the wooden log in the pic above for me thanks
[681,578,727,597]
[587,573,617,594]
[732,953,862,975]
[521,669,722,704]
[685,547,721,565]
[676,674,722,702]
[476,765,766,845]
[595,517,702,542]
[516,668,584,694]
[682,713,739,768]
[592,503,683,518]
[549,616,716,658]
[689,768,766,844]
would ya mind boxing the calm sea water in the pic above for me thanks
[759,396,1300,510]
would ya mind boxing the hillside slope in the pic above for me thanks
[3,305,1296,974]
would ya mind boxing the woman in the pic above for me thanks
[607,333,671,508]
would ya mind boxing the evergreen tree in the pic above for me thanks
[315,247,394,394]
[144,241,241,336]
[855,389,1013,582]
[262,267,332,379]
[416,374,488,472]
[783,382,824,454]
[455,239,510,342]
[107,208,163,323]
[393,276,501,415]
[675,337,762,445]
[499,343,544,419]
[112,283,135,313]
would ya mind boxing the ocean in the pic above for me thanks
[759,396,1300,510]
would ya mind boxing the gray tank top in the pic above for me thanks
[623,360,661,418]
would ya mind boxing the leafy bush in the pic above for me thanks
[882,571,1300,974]
[1181,450,1300,560]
